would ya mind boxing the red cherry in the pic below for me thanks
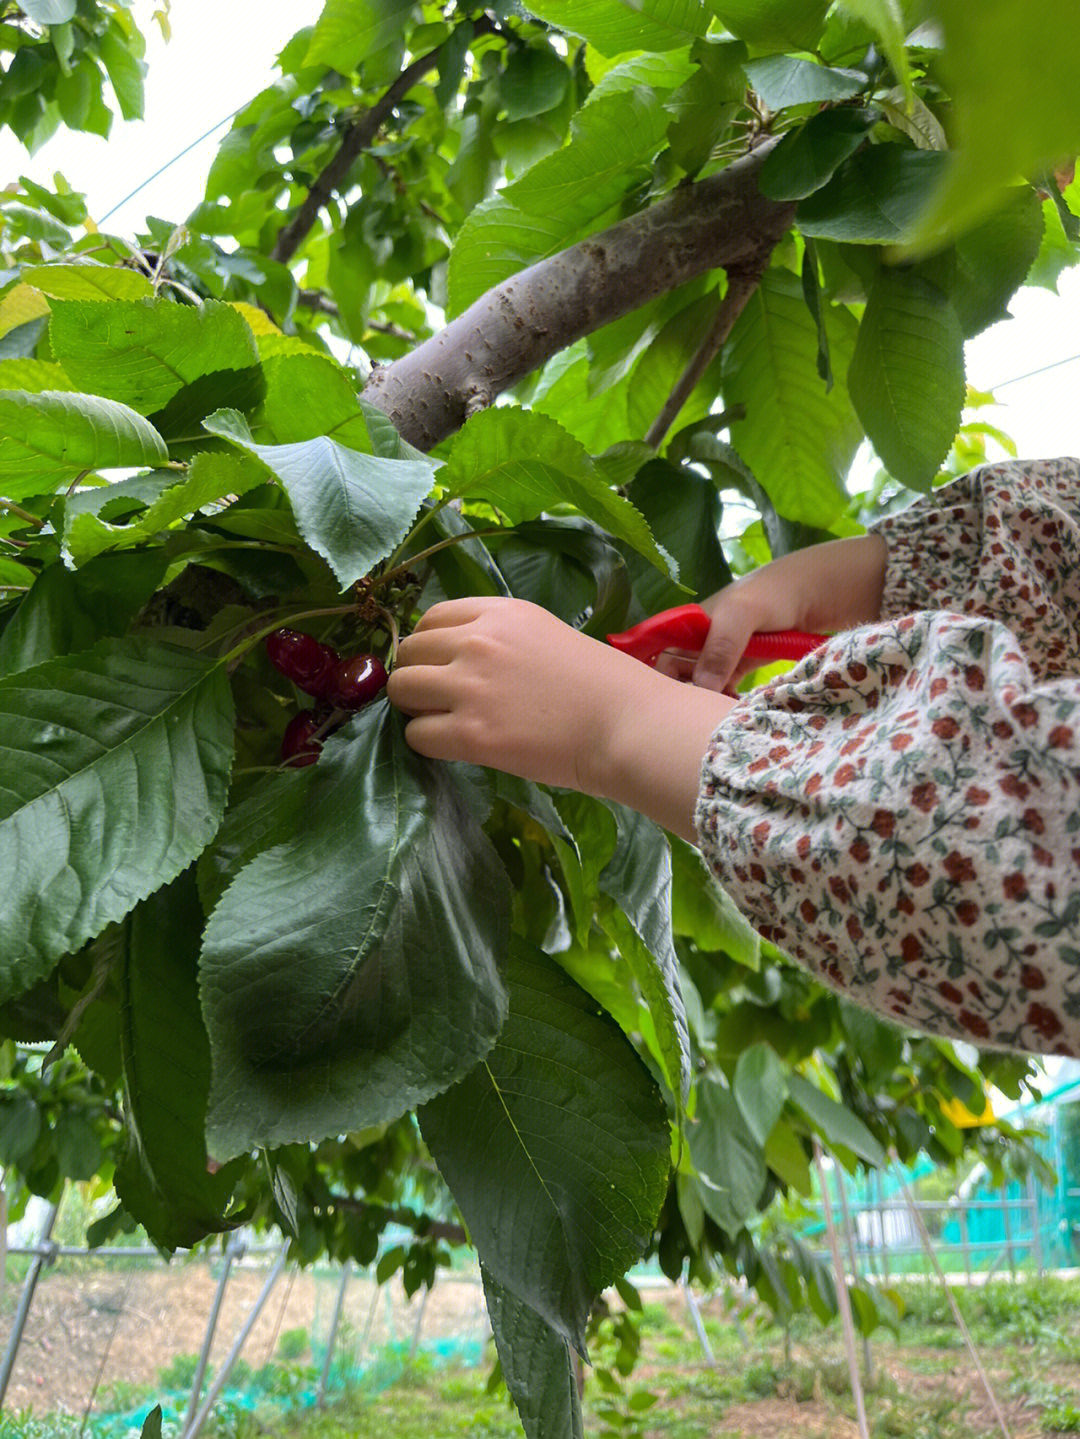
[280,712,323,767]
[265,629,339,696]
[326,653,388,710]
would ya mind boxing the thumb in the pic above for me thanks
[692,612,757,694]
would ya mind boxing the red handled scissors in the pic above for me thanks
[607,603,827,667]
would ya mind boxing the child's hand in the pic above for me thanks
[664,533,888,694]
[386,598,649,794]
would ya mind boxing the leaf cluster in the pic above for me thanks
[1,2,1076,1436]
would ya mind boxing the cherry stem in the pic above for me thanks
[378,605,401,666]
[218,605,358,665]
[376,526,504,588]
[0,497,45,529]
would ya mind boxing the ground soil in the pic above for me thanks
[1,1255,489,1417]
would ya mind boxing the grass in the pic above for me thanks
[7,1275,1080,1439]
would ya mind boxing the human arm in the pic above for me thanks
[689,457,1080,692]
[385,597,734,842]
[695,610,1080,1055]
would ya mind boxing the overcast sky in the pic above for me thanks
[2,0,1078,463]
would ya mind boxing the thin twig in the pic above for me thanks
[44,945,116,1071]
[892,1158,1012,1439]
[272,18,499,264]
[645,268,765,450]
[0,497,45,528]
[813,1141,871,1439]
[65,468,92,498]
[376,526,504,588]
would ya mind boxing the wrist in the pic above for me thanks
[595,662,735,842]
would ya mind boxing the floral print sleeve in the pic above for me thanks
[694,458,1080,1055]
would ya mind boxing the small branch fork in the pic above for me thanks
[272,17,499,265]
[645,266,764,451]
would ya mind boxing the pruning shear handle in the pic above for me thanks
[606,603,827,668]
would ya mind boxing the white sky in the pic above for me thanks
[1,0,1078,463]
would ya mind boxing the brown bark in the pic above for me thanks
[272,18,499,265]
[362,143,795,451]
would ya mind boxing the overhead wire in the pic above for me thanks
[96,103,248,225]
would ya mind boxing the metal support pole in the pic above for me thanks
[183,1244,289,1439]
[679,1281,715,1367]
[0,1201,59,1413]
[317,1262,352,1406]
[814,1145,870,1439]
[1001,1189,1016,1280]
[835,1167,874,1385]
[960,1203,972,1286]
[357,1279,381,1368]
[408,1285,431,1362]
[1026,1172,1044,1277]
[183,1234,243,1436]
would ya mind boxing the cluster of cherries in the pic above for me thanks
[266,628,388,766]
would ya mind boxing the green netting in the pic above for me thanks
[88,1334,487,1439]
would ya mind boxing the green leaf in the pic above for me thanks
[688,1078,766,1236]
[847,267,965,490]
[951,187,1046,336]
[113,872,240,1249]
[764,1121,812,1195]
[0,390,168,498]
[503,88,670,232]
[500,43,570,122]
[788,1072,887,1167]
[524,0,709,56]
[140,1406,163,1439]
[666,42,746,175]
[442,408,673,577]
[0,1092,41,1165]
[48,298,259,415]
[734,1043,788,1147]
[53,1110,103,1182]
[203,409,437,589]
[196,770,309,916]
[626,290,724,440]
[596,805,690,1104]
[835,0,912,106]
[759,109,877,202]
[618,458,730,619]
[0,638,234,1002]
[669,835,760,969]
[796,147,949,244]
[913,0,1080,244]
[482,1270,584,1439]
[304,0,416,72]
[97,20,145,121]
[419,938,670,1353]
[21,0,75,20]
[20,263,153,302]
[0,359,76,393]
[0,552,167,677]
[722,268,861,525]
[744,56,865,110]
[255,354,373,449]
[491,517,631,635]
[705,0,830,48]
[63,451,268,566]
[200,702,510,1158]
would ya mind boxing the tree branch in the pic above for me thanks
[326,1195,468,1247]
[362,142,795,450]
[644,266,765,449]
[272,18,499,264]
